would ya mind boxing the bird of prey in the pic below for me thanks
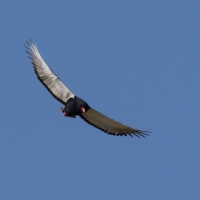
[25,40,149,138]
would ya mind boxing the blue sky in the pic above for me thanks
[1,1,200,199]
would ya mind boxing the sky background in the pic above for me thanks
[1,1,200,199]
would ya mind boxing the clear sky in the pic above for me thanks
[1,1,200,199]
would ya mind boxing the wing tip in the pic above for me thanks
[107,129,151,138]
[80,110,151,139]
[25,38,38,54]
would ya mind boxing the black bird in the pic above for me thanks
[25,40,149,138]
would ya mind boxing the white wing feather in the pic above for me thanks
[26,41,74,104]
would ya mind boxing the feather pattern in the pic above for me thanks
[25,40,74,105]
[80,108,149,137]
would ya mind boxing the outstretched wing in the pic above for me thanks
[25,40,74,105]
[80,108,149,137]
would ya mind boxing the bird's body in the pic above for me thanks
[61,96,90,117]
[25,40,149,137]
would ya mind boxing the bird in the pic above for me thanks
[25,40,149,138]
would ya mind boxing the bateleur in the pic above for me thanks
[25,40,149,138]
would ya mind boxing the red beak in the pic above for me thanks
[63,112,68,116]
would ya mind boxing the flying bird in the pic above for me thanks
[25,40,149,138]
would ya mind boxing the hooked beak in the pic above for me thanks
[63,112,68,116]
[61,107,68,116]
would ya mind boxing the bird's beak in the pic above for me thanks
[61,107,68,116]
[63,112,68,116]
[81,107,86,113]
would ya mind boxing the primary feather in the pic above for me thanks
[25,40,74,105]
